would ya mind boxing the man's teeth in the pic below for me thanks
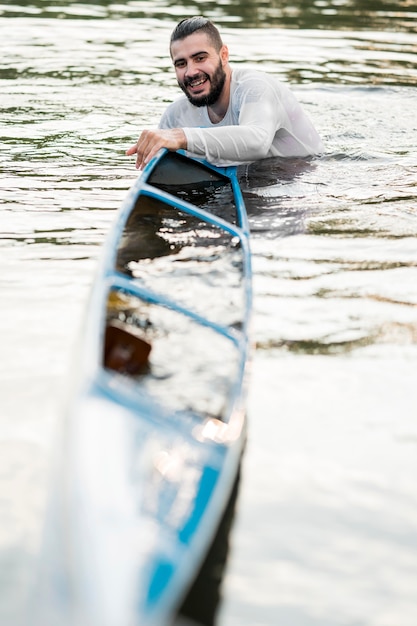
[190,78,205,87]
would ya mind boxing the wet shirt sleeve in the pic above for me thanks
[183,80,284,164]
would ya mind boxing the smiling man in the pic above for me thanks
[126,17,323,169]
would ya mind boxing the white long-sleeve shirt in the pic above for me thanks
[159,66,323,166]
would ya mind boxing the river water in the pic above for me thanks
[1,1,417,625]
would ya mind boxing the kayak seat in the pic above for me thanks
[103,320,151,376]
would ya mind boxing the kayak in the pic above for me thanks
[31,149,252,626]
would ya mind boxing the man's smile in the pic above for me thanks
[185,74,208,90]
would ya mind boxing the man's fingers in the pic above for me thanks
[125,143,138,156]
[133,131,150,169]
[126,129,185,169]
[135,131,162,170]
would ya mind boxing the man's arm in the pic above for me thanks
[126,78,321,168]
[161,80,281,165]
[125,128,187,170]
[126,79,279,168]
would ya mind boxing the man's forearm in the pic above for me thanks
[183,125,272,164]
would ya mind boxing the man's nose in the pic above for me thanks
[184,63,198,78]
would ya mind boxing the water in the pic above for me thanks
[1,1,417,624]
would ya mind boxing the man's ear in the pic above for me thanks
[220,44,229,65]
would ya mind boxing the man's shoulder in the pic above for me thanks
[231,65,278,84]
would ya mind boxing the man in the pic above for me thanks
[126,16,323,169]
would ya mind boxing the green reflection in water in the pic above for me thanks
[256,335,375,354]
[257,317,417,355]
[1,0,416,32]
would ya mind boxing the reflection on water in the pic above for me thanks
[1,6,416,97]
[2,0,417,33]
[1,2,417,626]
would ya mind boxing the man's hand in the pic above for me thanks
[126,128,187,170]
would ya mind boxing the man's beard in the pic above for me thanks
[179,60,226,108]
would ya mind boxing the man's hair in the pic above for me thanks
[170,16,223,52]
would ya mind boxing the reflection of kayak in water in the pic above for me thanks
[30,149,252,626]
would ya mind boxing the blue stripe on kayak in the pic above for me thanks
[145,466,219,606]
[179,466,219,545]
[146,560,175,606]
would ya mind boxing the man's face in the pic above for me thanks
[171,32,227,107]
